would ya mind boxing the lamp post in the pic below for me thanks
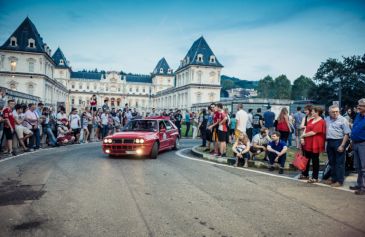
[333,77,342,110]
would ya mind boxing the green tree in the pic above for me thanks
[221,79,235,90]
[312,54,365,108]
[273,74,291,99]
[291,75,315,100]
[257,75,274,98]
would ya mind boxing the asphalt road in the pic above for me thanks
[0,139,364,237]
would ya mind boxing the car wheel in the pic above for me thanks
[173,137,180,150]
[150,142,159,159]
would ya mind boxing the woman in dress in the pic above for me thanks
[300,106,326,183]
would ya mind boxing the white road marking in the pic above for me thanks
[175,148,354,193]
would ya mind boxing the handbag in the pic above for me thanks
[292,149,308,171]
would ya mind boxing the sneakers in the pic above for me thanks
[243,162,248,168]
[323,179,333,185]
[268,166,275,172]
[221,153,227,158]
[331,182,343,188]
[354,189,365,195]
[279,168,284,174]
[350,185,361,190]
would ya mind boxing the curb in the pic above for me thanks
[191,145,318,171]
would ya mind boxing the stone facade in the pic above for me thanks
[0,17,223,112]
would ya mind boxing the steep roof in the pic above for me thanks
[71,71,103,80]
[52,47,70,68]
[0,17,48,54]
[125,74,152,83]
[152,57,173,76]
[176,36,223,72]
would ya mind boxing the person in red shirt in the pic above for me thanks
[90,95,97,114]
[217,104,228,157]
[276,107,291,143]
[3,99,16,155]
[300,106,326,183]
[208,104,220,155]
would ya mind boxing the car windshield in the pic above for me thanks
[121,120,158,132]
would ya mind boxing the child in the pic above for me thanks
[232,132,251,168]
[267,131,288,174]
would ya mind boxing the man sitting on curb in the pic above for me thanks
[250,127,271,160]
[267,131,288,174]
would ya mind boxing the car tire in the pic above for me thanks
[150,142,159,159]
[173,137,180,150]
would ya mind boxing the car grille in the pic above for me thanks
[113,139,134,144]
[111,145,138,154]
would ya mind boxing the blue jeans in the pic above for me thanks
[185,122,190,137]
[29,127,40,149]
[102,125,109,138]
[353,141,365,190]
[43,125,57,145]
[326,139,346,184]
[268,152,286,168]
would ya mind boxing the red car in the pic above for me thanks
[102,117,180,158]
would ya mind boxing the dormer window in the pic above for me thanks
[60,59,64,65]
[168,69,172,74]
[197,54,203,62]
[210,55,216,63]
[28,38,35,48]
[10,37,17,47]
[159,68,164,73]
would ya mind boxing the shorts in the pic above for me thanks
[91,106,97,112]
[4,127,13,140]
[72,128,80,136]
[229,129,235,136]
[206,129,212,142]
[295,127,302,137]
[218,130,227,142]
[15,125,32,139]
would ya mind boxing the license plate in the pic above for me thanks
[126,151,137,154]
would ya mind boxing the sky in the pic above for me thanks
[0,0,364,81]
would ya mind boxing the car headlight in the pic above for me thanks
[135,139,144,144]
[108,139,112,143]
[103,138,108,143]
[104,138,113,144]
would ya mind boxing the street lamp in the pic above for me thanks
[333,77,342,109]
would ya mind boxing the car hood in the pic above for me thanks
[111,131,157,140]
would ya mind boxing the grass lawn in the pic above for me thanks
[180,123,193,137]
[197,143,328,164]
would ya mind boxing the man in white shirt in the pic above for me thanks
[235,103,248,139]
[250,127,271,160]
[13,104,33,151]
[57,106,67,125]
[69,108,81,143]
[25,103,41,150]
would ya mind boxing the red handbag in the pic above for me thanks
[292,150,308,171]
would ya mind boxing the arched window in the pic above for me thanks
[168,69,172,74]
[159,68,164,73]
[28,84,34,95]
[10,37,17,47]
[29,61,34,72]
[210,55,216,63]
[28,38,35,48]
[60,59,64,65]
[196,54,203,62]
[10,61,16,71]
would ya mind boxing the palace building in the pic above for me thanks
[0,17,223,112]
